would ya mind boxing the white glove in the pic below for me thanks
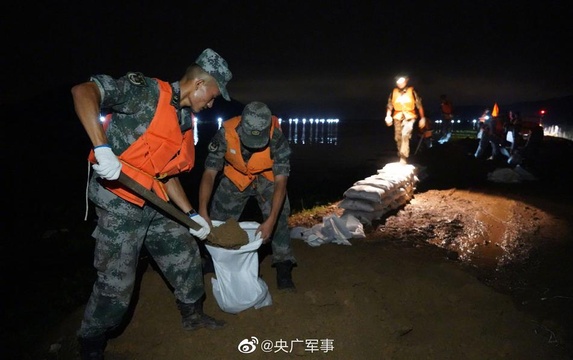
[93,146,122,180]
[188,213,211,240]
[385,116,393,127]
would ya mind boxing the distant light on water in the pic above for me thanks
[286,117,340,145]
[190,114,343,146]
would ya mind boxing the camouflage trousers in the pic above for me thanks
[393,118,416,159]
[210,175,296,265]
[78,205,203,338]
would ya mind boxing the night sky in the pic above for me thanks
[4,1,572,119]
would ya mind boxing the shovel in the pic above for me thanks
[414,132,426,155]
[117,172,218,243]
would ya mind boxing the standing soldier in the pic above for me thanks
[385,76,426,164]
[198,101,296,292]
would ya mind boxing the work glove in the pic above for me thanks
[385,116,393,127]
[188,213,211,240]
[418,117,426,129]
[93,146,122,180]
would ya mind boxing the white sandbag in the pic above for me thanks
[206,221,272,314]
[353,177,395,191]
[368,175,404,186]
[290,224,330,247]
[340,214,366,238]
[304,233,329,247]
[338,161,420,226]
[290,226,311,240]
[338,198,388,212]
[289,214,365,246]
[322,215,352,245]
[342,209,386,225]
[343,184,387,203]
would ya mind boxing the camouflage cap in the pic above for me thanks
[195,48,232,101]
[239,101,272,149]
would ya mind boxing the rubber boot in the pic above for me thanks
[78,334,107,360]
[176,299,225,330]
[275,261,296,291]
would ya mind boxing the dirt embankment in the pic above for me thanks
[37,136,573,359]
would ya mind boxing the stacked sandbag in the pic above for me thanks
[338,163,418,224]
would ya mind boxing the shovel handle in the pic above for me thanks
[117,172,215,241]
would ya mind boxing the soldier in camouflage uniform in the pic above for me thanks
[71,48,232,360]
[198,101,297,292]
[385,76,426,164]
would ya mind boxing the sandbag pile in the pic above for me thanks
[289,213,366,247]
[338,163,418,224]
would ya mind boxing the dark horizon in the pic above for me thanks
[5,86,571,128]
[4,2,572,120]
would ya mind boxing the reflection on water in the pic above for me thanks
[195,116,341,146]
[284,118,340,145]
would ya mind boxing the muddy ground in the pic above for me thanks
[16,136,573,359]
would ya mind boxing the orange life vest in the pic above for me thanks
[88,79,195,206]
[222,115,280,191]
[391,87,417,120]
